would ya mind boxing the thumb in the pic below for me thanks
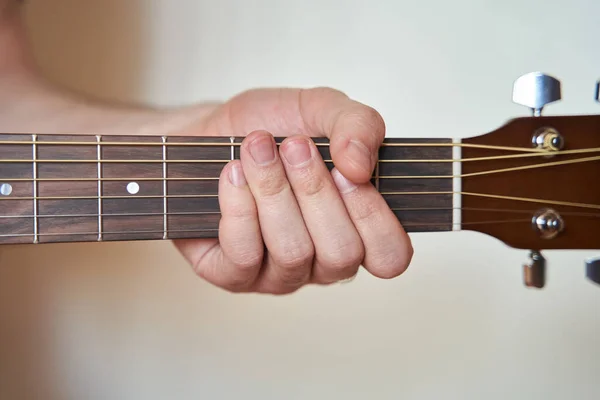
[299,88,385,184]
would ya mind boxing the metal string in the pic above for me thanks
[1,147,599,164]
[2,207,599,219]
[0,154,598,182]
[0,139,598,240]
[0,191,598,210]
[0,139,553,153]
[0,219,543,239]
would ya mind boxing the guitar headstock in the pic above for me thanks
[460,72,600,288]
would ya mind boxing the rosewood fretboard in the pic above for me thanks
[0,134,455,244]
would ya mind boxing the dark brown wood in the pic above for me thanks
[462,115,600,250]
[0,134,34,243]
[2,114,599,250]
[37,134,98,242]
[166,136,229,239]
[379,138,453,232]
[101,135,163,241]
[0,133,454,245]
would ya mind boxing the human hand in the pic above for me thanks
[174,88,413,294]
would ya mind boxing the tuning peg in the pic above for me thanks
[595,80,599,103]
[585,257,600,286]
[512,72,561,116]
[523,250,546,288]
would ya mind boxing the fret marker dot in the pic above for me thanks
[0,183,12,196]
[126,182,140,195]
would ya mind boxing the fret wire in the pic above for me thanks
[162,136,168,239]
[96,135,103,241]
[0,139,551,153]
[32,134,38,244]
[230,136,235,161]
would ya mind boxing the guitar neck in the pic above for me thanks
[0,133,458,244]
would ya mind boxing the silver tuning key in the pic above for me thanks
[512,72,561,116]
[523,251,546,288]
[585,257,600,286]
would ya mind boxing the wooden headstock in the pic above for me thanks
[462,114,600,251]
[460,72,600,287]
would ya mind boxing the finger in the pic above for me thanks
[199,87,385,183]
[240,130,315,294]
[174,161,264,292]
[279,135,364,284]
[298,87,386,184]
[331,168,413,279]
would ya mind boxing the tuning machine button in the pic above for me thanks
[513,72,561,116]
[523,251,546,288]
[532,208,565,239]
[585,257,600,286]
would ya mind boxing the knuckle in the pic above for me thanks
[277,244,314,271]
[356,106,385,146]
[231,250,264,273]
[270,243,314,290]
[353,202,380,224]
[222,277,255,293]
[277,268,310,290]
[256,172,290,199]
[321,241,364,276]
[223,201,256,219]
[362,105,385,132]
[298,173,326,197]
[221,250,264,293]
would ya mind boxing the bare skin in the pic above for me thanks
[0,2,413,294]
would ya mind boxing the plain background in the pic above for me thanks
[1,0,599,399]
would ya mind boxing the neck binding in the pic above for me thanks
[0,133,456,244]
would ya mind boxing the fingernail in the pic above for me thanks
[248,136,276,165]
[346,140,371,170]
[229,162,247,187]
[332,168,357,194]
[282,138,312,166]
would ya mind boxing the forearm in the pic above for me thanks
[0,2,219,136]
[0,77,220,135]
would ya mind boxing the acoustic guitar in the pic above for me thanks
[1,72,598,289]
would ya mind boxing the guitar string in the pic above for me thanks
[1,208,599,219]
[1,191,598,210]
[0,140,553,153]
[0,144,597,213]
[1,147,599,164]
[0,218,544,239]
[1,154,599,182]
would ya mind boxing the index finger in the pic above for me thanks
[298,88,385,184]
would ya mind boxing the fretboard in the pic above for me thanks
[0,134,457,244]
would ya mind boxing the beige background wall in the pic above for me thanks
[1,1,599,399]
